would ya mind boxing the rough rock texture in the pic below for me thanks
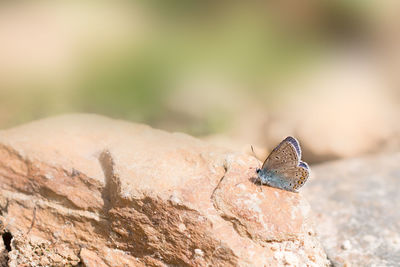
[0,219,7,267]
[0,114,328,266]
[303,153,400,266]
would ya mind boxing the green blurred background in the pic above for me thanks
[0,1,399,163]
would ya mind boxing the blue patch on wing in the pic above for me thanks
[284,136,301,157]
[258,169,296,192]
[299,161,309,170]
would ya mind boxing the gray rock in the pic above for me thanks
[303,153,400,266]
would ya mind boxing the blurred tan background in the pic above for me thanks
[0,1,399,164]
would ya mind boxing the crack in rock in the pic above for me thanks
[98,149,121,213]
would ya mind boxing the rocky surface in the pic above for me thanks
[0,114,329,266]
[303,152,400,266]
[0,220,7,267]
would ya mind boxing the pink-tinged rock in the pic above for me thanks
[0,227,7,267]
[0,114,329,266]
[212,154,311,243]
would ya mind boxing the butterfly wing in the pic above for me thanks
[262,136,300,171]
[258,137,309,192]
[276,161,310,191]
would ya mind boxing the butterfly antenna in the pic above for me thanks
[250,145,263,192]
[251,145,256,157]
[250,145,261,169]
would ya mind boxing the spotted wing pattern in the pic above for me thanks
[276,162,309,191]
[258,136,310,192]
[262,137,300,171]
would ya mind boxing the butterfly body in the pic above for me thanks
[256,136,309,192]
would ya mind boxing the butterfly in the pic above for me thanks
[255,136,309,192]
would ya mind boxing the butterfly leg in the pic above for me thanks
[254,176,263,192]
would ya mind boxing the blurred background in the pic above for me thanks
[0,1,399,164]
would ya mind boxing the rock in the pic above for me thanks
[7,234,80,267]
[0,229,7,267]
[0,114,329,266]
[303,152,400,266]
[340,240,351,251]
